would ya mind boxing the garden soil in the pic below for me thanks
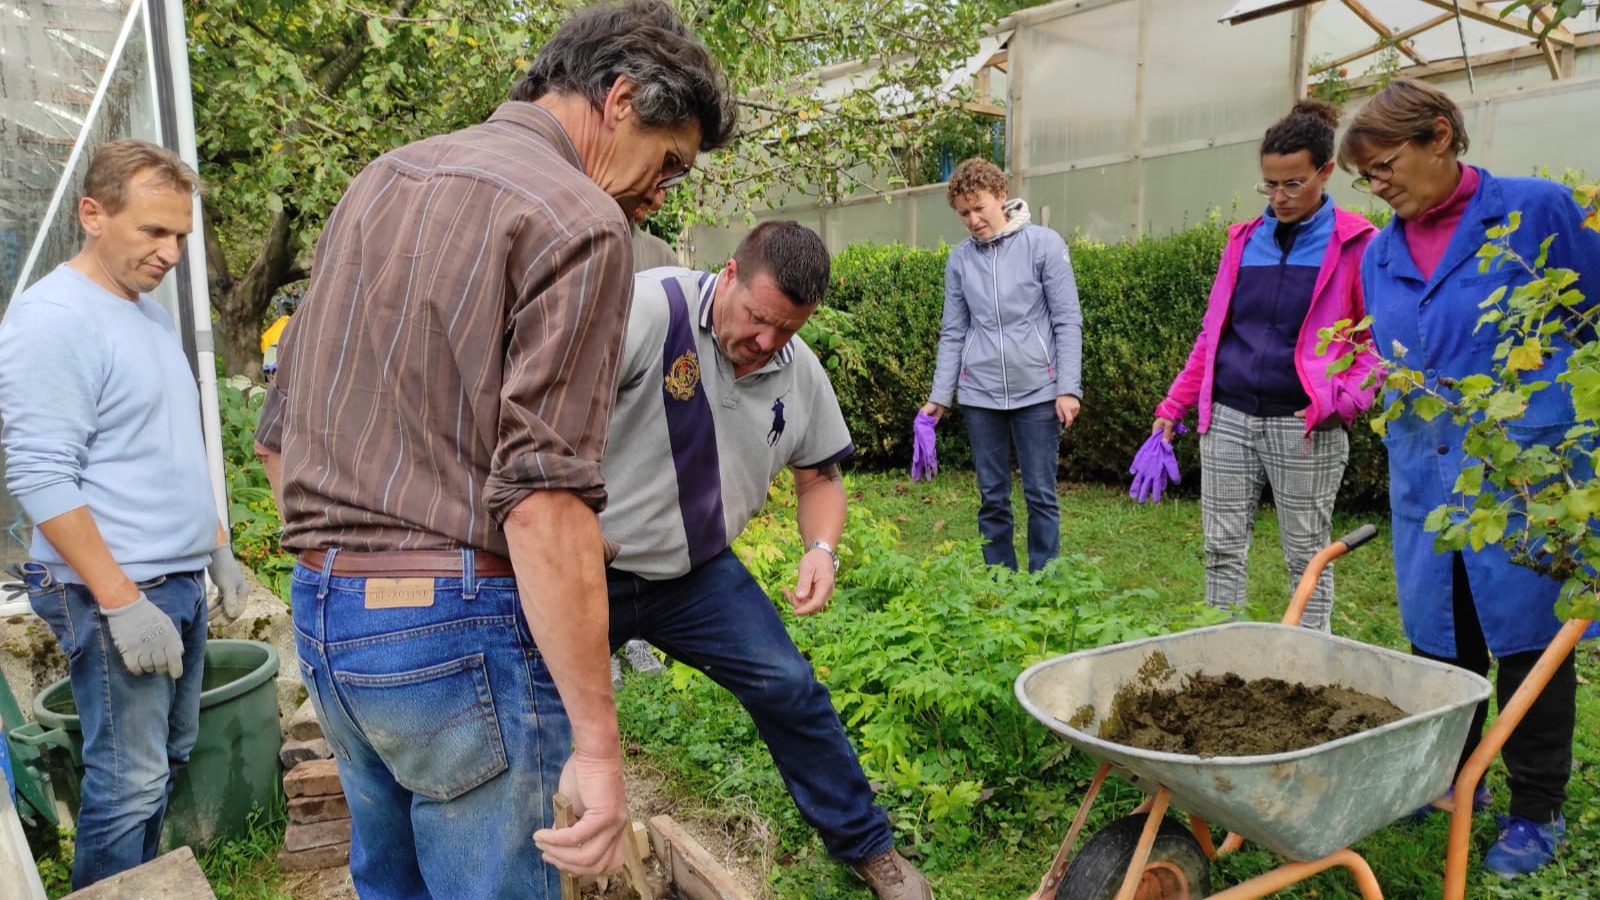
[1099,663,1407,757]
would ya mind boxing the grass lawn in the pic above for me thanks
[840,471,1599,899]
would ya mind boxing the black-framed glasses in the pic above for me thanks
[1254,180,1312,199]
[658,134,693,190]
[1352,145,1407,193]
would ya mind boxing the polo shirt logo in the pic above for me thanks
[768,394,787,446]
[665,350,701,401]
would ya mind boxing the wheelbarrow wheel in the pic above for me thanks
[1057,814,1211,900]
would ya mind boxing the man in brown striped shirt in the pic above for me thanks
[252,2,735,896]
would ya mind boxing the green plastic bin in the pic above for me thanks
[28,639,282,852]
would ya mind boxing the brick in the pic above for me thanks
[288,698,324,742]
[276,841,351,873]
[280,737,332,768]
[284,818,352,853]
[283,758,343,798]
[288,793,351,825]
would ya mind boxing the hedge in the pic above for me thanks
[804,220,1389,508]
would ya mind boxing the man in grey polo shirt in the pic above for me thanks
[601,221,932,899]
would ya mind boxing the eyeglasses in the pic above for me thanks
[1352,145,1407,194]
[658,134,693,190]
[1254,180,1312,199]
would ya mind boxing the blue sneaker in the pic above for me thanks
[1406,783,1491,825]
[1483,814,1564,879]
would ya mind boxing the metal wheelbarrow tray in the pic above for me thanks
[1016,622,1492,862]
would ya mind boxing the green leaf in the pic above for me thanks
[1411,395,1447,422]
[1483,391,1528,421]
[1454,465,1485,497]
[366,17,392,49]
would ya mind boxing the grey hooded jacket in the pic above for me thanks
[928,199,1083,411]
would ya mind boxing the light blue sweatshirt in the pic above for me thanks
[0,265,217,583]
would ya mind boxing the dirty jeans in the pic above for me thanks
[25,564,207,889]
[290,550,569,900]
[607,548,893,865]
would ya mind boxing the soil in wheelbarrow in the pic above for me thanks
[1096,654,1407,757]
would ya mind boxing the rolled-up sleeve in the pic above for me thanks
[485,221,635,520]
[254,382,289,452]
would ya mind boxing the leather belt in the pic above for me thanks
[297,548,516,578]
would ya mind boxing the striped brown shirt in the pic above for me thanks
[255,102,634,555]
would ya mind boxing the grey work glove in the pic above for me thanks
[207,545,248,626]
[102,593,185,678]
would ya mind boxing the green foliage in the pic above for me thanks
[216,376,294,600]
[1500,0,1589,41]
[817,219,1396,505]
[1309,56,1353,105]
[625,476,1222,863]
[817,241,977,469]
[190,0,1018,373]
[198,804,294,900]
[910,109,1003,187]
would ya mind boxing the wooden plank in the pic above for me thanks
[1290,6,1312,99]
[631,820,652,861]
[647,814,755,900]
[622,819,656,900]
[62,847,215,900]
[1412,0,1575,47]
[1340,0,1429,65]
[552,794,581,900]
[1309,12,1452,74]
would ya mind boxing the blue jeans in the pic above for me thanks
[608,549,892,865]
[25,564,207,889]
[963,402,1063,572]
[291,550,570,900]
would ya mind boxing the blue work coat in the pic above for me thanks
[1363,168,1600,658]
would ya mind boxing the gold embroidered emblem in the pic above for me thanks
[664,350,701,401]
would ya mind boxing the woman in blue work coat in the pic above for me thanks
[1340,78,1600,880]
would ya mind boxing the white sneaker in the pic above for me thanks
[609,656,624,691]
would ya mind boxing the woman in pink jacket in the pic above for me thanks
[1151,99,1379,631]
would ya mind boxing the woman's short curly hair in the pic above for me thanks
[947,158,1008,207]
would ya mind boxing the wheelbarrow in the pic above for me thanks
[1014,525,1592,899]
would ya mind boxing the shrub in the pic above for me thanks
[819,220,1391,507]
[621,476,1224,860]
[217,376,294,600]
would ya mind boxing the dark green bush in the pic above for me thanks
[813,220,1390,508]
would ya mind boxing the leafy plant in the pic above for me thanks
[1322,183,1600,621]
[1500,0,1591,42]
[1309,55,1352,105]
[636,477,1224,858]
[189,0,1021,376]
[216,376,294,600]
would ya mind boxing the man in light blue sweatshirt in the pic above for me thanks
[0,139,248,889]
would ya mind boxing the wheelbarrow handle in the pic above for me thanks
[1336,524,1378,552]
[1282,524,1379,628]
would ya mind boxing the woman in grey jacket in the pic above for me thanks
[920,158,1084,571]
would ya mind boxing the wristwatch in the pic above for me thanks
[808,540,840,573]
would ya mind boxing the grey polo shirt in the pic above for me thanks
[600,269,853,580]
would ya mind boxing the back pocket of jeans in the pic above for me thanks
[333,654,507,801]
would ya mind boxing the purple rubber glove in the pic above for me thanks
[911,412,939,482]
[1129,426,1185,503]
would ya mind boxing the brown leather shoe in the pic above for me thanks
[852,848,933,899]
